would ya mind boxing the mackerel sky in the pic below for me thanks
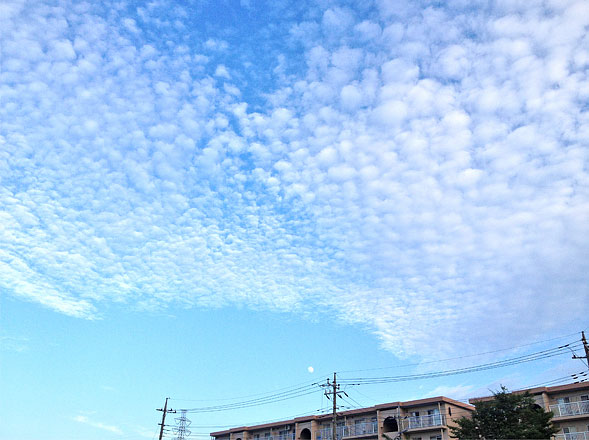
[1,0,588,439]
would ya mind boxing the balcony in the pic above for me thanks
[555,432,589,440]
[403,414,445,430]
[315,422,378,440]
[549,401,589,417]
[345,423,379,437]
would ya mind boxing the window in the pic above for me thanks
[426,409,441,425]
[448,407,452,416]
[580,395,588,401]
[408,412,421,429]
[429,435,442,440]
[355,419,366,435]
[254,435,260,440]
[558,397,572,416]
[563,427,576,439]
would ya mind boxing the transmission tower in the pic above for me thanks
[174,410,191,440]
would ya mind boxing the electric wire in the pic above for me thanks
[172,376,327,403]
[164,335,586,435]
[337,331,583,374]
[182,368,586,440]
[172,334,584,415]
[338,342,581,385]
[181,386,320,413]
[185,408,328,429]
[176,340,581,414]
[340,393,366,410]
[514,372,588,391]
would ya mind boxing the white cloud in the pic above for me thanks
[437,44,471,80]
[1,0,588,361]
[48,39,76,60]
[424,384,475,400]
[0,336,29,353]
[215,64,230,79]
[340,84,362,110]
[73,415,123,434]
[122,18,140,34]
[322,7,355,36]
[205,38,229,51]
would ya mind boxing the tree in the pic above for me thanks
[450,386,558,439]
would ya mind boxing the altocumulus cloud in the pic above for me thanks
[0,0,588,357]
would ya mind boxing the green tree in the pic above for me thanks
[450,386,558,439]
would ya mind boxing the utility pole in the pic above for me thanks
[322,373,346,440]
[572,331,589,369]
[332,373,337,440]
[157,397,176,440]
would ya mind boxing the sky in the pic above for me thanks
[0,0,588,438]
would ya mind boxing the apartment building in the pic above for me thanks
[470,382,589,440]
[210,396,474,440]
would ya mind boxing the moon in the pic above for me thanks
[307,366,314,373]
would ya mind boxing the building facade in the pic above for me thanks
[210,397,474,440]
[469,382,589,440]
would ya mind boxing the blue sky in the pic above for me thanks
[1,0,588,438]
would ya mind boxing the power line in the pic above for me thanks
[514,371,589,391]
[338,331,583,374]
[178,341,580,414]
[184,408,328,429]
[163,335,586,432]
[171,333,584,414]
[172,376,326,403]
[184,370,587,440]
[180,386,320,413]
[338,342,581,385]
[340,392,366,410]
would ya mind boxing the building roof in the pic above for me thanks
[210,396,474,436]
[469,381,589,403]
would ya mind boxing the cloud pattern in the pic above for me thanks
[1,0,588,357]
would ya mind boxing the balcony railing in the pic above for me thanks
[345,423,378,437]
[404,414,445,430]
[315,415,447,440]
[554,432,589,440]
[549,401,589,417]
[315,422,378,440]
[277,434,295,440]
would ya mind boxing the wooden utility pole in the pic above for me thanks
[157,397,176,440]
[332,373,337,440]
[572,331,589,369]
[323,373,344,440]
